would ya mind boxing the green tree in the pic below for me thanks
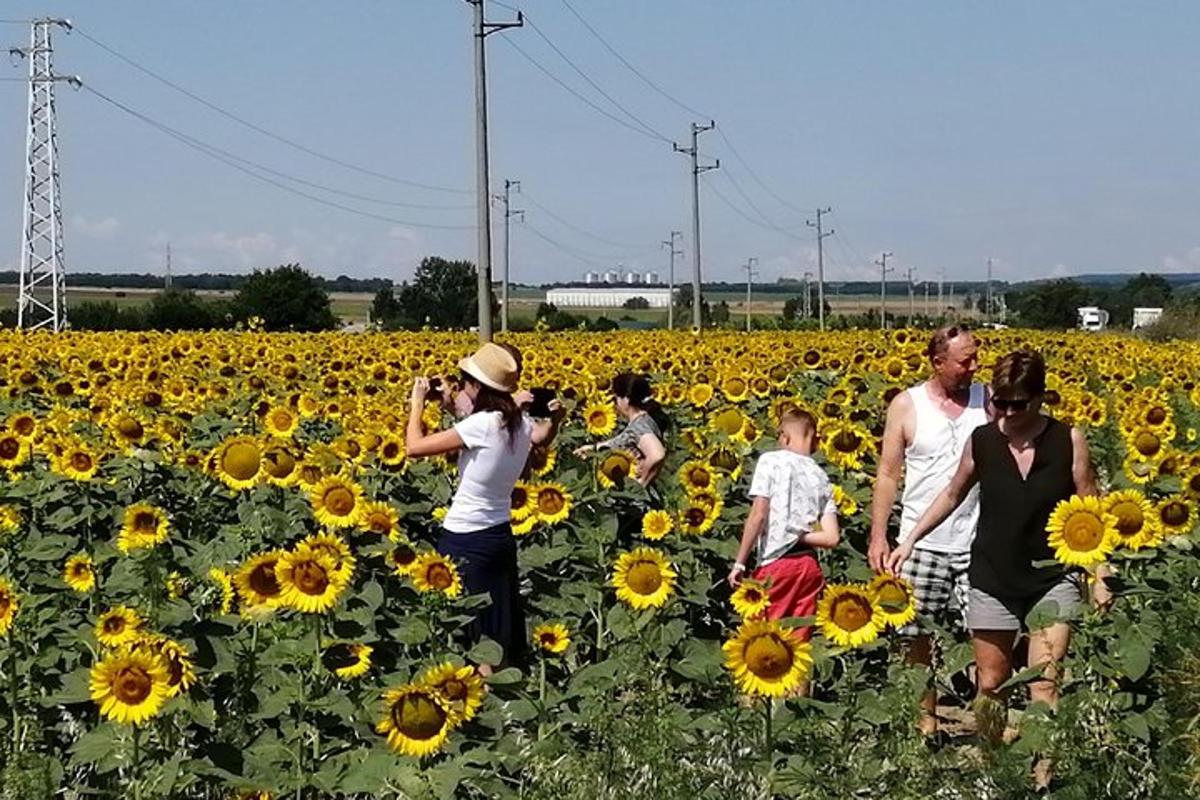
[232,263,338,331]
[1009,279,1094,329]
[387,257,494,330]
[67,301,146,331]
[1101,273,1173,327]
[622,296,650,310]
[370,287,401,326]
[144,288,229,331]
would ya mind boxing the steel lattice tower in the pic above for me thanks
[13,18,75,331]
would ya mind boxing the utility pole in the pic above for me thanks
[906,265,916,323]
[876,252,893,329]
[674,121,718,330]
[744,257,758,332]
[165,242,172,289]
[493,178,522,333]
[937,269,945,316]
[12,18,77,332]
[986,257,993,323]
[802,271,813,318]
[661,230,682,330]
[468,0,522,343]
[924,281,930,316]
[806,207,833,330]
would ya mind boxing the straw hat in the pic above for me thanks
[458,343,519,393]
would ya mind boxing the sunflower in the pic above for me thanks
[1157,495,1194,535]
[377,684,453,758]
[95,605,143,648]
[730,578,771,620]
[0,433,30,469]
[709,407,748,440]
[0,505,19,535]
[233,550,286,610]
[388,540,421,577]
[720,374,750,404]
[867,574,917,629]
[275,547,349,613]
[117,503,170,554]
[1103,489,1163,551]
[821,420,875,471]
[309,474,365,528]
[377,434,406,467]
[596,450,637,489]
[511,514,539,536]
[360,500,400,537]
[687,383,714,407]
[532,622,570,655]
[411,552,463,598]
[132,635,196,697]
[89,646,171,726]
[833,485,859,516]
[322,642,373,680]
[1184,469,1200,500]
[722,619,812,697]
[263,404,299,438]
[1046,495,1119,567]
[212,435,263,491]
[261,443,300,487]
[706,445,743,481]
[678,501,718,536]
[816,584,883,648]
[510,481,538,523]
[534,482,572,525]
[55,441,100,481]
[298,532,356,583]
[63,553,97,593]
[0,578,18,636]
[678,460,717,495]
[641,509,673,541]
[208,567,235,614]
[418,662,486,725]
[583,402,617,437]
[7,411,37,440]
[612,547,677,610]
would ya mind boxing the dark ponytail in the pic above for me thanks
[612,372,671,434]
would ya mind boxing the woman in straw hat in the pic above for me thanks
[407,342,562,669]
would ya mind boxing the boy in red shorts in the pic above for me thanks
[727,409,840,639]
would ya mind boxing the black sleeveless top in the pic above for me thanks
[969,417,1073,598]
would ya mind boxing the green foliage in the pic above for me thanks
[622,296,650,310]
[232,263,339,331]
[1009,278,1095,328]
[378,256,494,330]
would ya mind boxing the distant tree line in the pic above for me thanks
[0,270,391,294]
[1006,273,1192,329]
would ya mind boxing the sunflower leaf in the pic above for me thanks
[468,637,503,665]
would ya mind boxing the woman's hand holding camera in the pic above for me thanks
[410,377,430,411]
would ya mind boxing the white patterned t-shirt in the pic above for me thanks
[747,450,838,566]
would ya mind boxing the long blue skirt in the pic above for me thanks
[437,522,527,666]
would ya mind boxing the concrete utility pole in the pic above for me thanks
[494,178,522,333]
[924,281,930,316]
[744,257,758,332]
[906,265,916,322]
[674,121,718,330]
[165,242,172,289]
[802,271,813,318]
[985,257,994,323]
[12,17,77,331]
[806,207,833,330]
[937,269,945,316]
[876,252,893,329]
[468,0,522,343]
[661,230,682,330]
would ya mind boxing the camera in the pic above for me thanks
[528,387,555,418]
[428,377,443,398]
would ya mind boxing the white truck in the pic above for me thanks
[1132,307,1163,330]
[1076,306,1110,332]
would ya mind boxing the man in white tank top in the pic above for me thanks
[868,325,989,736]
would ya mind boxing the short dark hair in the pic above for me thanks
[778,407,817,436]
[991,350,1046,398]
[925,323,973,360]
[611,373,653,409]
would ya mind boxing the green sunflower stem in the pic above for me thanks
[595,538,606,655]
[131,725,142,800]
[9,632,20,750]
[537,656,547,741]
[311,615,323,774]
[763,696,774,770]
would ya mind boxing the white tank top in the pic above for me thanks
[898,382,988,553]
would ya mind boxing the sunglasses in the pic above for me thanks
[992,397,1032,411]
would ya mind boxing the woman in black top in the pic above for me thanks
[888,350,1110,724]
[574,373,667,487]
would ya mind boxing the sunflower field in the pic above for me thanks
[0,328,1197,799]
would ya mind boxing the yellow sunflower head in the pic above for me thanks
[532,622,571,655]
[309,474,365,528]
[360,500,400,537]
[533,482,572,525]
[376,684,453,758]
[596,450,637,489]
[510,482,538,523]
[275,546,350,614]
[1103,489,1163,551]
[612,547,677,610]
[583,402,617,437]
[410,552,463,598]
[63,553,97,593]
[211,435,263,491]
[233,550,287,611]
[1157,495,1194,534]
[867,574,917,629]
[0,577,18,636]
[89,646,171,726]
[816,584,883,648]
[730,578,771,620]
[640,509,673,541]
[1046,495,1119,567]
[418,662,486,725]
[722,619,812,697]
[132,635,196,698]
[117,503,170,554]
[322,642,374,680]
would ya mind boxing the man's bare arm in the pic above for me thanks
[867,392,912,572]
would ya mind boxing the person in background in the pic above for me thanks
[573,373,667,487]
[727,408,839,644]
[867,324,989,736]
[406,343,562,670]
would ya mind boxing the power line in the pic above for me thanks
[714,125,805,214]
[520,222,608,269]
[520,190,653,251]
[500,37,667,145]
[81,83,476,231]
[71,25,472,195]
[558,0,708,120]
[718,168,805,241]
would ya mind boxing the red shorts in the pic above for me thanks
[752,552,824,641]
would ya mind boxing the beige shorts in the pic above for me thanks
[967,575,1082,632]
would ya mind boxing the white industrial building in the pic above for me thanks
[546,286,675,308]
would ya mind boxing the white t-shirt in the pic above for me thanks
[748,450,837,566]
[442,411,535,534]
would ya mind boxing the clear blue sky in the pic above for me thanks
[1,1,1198,287]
